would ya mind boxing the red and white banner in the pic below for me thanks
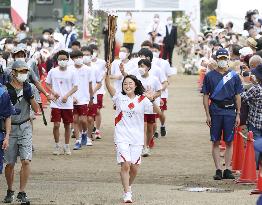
[11,0,29,27]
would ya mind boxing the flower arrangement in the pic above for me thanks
[175,14,191,37]
[0,20,17,38]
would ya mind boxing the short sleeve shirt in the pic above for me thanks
[201,69,243,116]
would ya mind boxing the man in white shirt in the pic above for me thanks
[82,46,103,141]
[89,44,106,140]
[70,50,93,150]
[152,43,173,136]
[46,50,78,155]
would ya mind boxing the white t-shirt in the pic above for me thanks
[113,93,153,145]
[138,75,162,107]
[110,59,133,94]
[46,66,78,109]
[72,65,92,105]
[87,64,104,104]
[152,58,172,98]
[92,58,106,95]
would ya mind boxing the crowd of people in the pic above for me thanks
[197,10,262,182]
[0,13,175,204]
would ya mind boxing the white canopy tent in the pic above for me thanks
[216,0,262,33]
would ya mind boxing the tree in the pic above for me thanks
[201,0,218,23]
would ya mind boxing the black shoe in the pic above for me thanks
[160,126,166,136]
[223,169,235,179]
[3,189,15,203]
[213,169,222,180]
[17,192,30,204]
[154,132,159,138]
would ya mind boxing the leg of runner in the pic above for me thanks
[19,160,30,192]
[53,122,62,155]
[95,109,102,139]
[88,116,95,141]
[160,110,167,136]
[73,114,81,150]
[129,164,139,187]
[212,141,222,180]
[64,123,71,155]
[120,162,131,193]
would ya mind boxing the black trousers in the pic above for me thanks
[162,46,174,66]
[123,43,134,54]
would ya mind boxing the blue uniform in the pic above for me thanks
[0,84,14,174]
[201,69,243,142]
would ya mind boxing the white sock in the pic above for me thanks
[64,144,69,149]
[55,143,60,148]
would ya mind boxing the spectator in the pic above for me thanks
[121,12,136,54]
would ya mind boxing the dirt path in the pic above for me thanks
[0,75,258,205]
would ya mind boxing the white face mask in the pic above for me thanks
[83,56,91,64]
[167,20,173,25]
[16,73,28,83]
[43,42,49,48]
[58,60,68,68]
[138,67,146,76]
[65,26,72,32]
[217,60,228,68]
[153,52,160,58]
[119,52,127,60]
[15,58,26,62]
[32,43,38,48]
[74,58,83,66]
[27,46,32,51]
[43,34,49,40]
[154,17,160,23]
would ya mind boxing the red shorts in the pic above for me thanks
[73,104,88,116]
[51,108,73,124]
[87,104,98,117]
[160,98,167,111]
[144,114,156,123]
[96,94,103,109]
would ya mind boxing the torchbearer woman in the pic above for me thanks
[105,63,161,203]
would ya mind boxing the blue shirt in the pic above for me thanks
[0,84,14,141]
[201,69,243,116]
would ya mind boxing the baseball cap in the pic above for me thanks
[12,43,27,54]
[216,48,229,59]
[12,60,29,71]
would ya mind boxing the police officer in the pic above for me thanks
[3,61,39,204]
[202,48,243,180]
[0,83,13,174]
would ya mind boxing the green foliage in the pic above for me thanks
[201,0,218,23]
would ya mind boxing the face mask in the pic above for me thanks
[16,73,28,83]
[43,34,49,40]
[92,52,98,59]
[217,60,228,68]
[58,60,68,68]
[15,58,26,62]
[138,67,146,76]
[167,20,173,25]
[65,26,72,32]
[27,46,32,51]
[32,43,38,48]
[43,43,49,48]
[119,52,127,60]
[83,56,91,64]
[153,52,160,58]
[74,58,83,66]
[154,17,160,23]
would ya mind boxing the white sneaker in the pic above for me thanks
[53,145,62,155]
[123,192,132,203]
[63,146,72,155]
[142,147,150,157]
[86,137,93,146]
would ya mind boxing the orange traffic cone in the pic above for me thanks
[232,127,245,172]
[236,131,257,184]
[251,169,262,194]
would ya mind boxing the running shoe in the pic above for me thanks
[86,137,93,146]
[154,132,159,138]
[52,145,62,155]
[3,190,14,203]
[213,169,222,180]
[95,130,102,140]
[123,192,132,203]
[63,146,72,155]
[142,147,150,157]
[81,133,87,145]
[160,126,166,137]
[73,141,82,150]
[223,169,235,179]
[17,192,30,204]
